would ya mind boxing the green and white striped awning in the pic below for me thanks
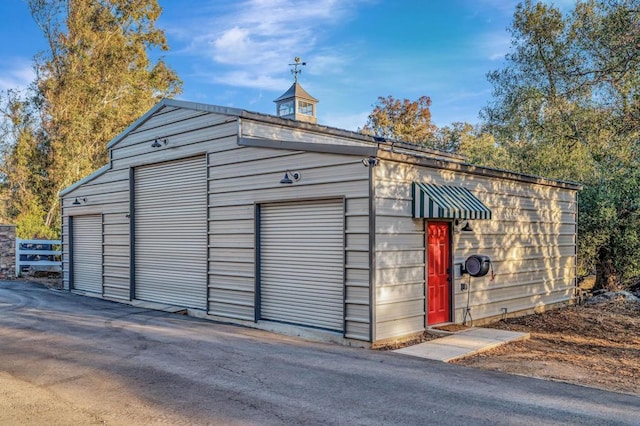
[412,182,492,219]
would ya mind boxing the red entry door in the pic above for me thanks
[427,222,451,325]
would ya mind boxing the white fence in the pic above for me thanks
[15,238,62,277]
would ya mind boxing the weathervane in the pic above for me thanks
[289,57,306,82]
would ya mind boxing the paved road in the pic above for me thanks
[0,280,638,425]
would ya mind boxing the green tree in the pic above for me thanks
[579,169,640,290]
[361,95,437,144]
[361,97,507,168]
[0,0,182,238]
[435,122,508,169]
[484,0,640,289]
[0,90,55,238]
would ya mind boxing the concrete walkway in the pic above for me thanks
[394,327,529,362]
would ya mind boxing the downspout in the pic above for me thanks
[68,215,74,291]
[129,167,135,301]
[60,196,65,289]
[366,155,379,343]
[574,190,579,298]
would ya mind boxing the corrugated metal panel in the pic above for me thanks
[130,109,208,135]
[374,159,579,341]
[241,120,373,149]
[103,276,130,300]
[210,163,367,195]
[73,215,102,293]
[135,156,207,309]
[113,112,227,153]
[205,142,369,339]
[260,200,345,331]
[62,167,128,202]
[213,153,359,180]
[112,123,237,169]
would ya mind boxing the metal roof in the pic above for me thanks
[273,82,319,103]
[63,98,581,196]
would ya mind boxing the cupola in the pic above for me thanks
[274,57,318,124]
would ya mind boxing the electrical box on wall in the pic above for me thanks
[453,262,464,279]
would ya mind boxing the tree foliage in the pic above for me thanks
[484,0,640,289]
[434,122,508,169]
[360,97,507,168]
[0,90,54,238]
[0,0,181,238]
[361,95,437,143]
[579,169,640,289]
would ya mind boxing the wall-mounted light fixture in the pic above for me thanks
[362,156,379,167]
[151,138,168,148]
[280,170,301,184]
[461,221,473,232]
[72,197,87,206]
[454,219,474,233]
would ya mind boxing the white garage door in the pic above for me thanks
[73,215,102,293]
[134,156,207,309]
[260,199,344,331]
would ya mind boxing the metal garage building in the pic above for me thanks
[61,83,580,347]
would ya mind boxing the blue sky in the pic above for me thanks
[0,0,572,130]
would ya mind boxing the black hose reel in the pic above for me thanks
[462,254,493,326]
[464,254,491,277]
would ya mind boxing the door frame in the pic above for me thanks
[425,220,453,325]
[70,214,104,295]
[255,197,346,334]
[130,155,208,309]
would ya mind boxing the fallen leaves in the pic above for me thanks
[453,298,640,395]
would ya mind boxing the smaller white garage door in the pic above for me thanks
[260,199,345,331]
[72,215,102,293]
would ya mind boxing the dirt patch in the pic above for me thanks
[432,324,470,333]
[452,296,640,395]
[377,325,473,350]
[376,331,439,350]
[0,372,103,425]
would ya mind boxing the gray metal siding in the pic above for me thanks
[241,120,374,150]
[374,160,578,341]
[61,168,130,292]
[62,106,372,342]
[72,215,103,293]
[207,138,370,340]
[62,107,237,300]
[102,213,130,300]
[134,156,207,309]
[260,200,345,331]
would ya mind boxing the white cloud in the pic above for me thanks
[307,53,349,77]
[473,0,576,62]
[176,0,366,90]
[213,27,251,59]
[476,31,512,61]
[212,70,291,91]
[0,60,34,92]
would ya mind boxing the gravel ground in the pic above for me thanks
[452,295,640,396]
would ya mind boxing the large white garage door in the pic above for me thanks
[73,215,102,293]
[134,156,207,309]
[260,199,344,331]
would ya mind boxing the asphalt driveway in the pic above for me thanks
[1,280,638,425]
